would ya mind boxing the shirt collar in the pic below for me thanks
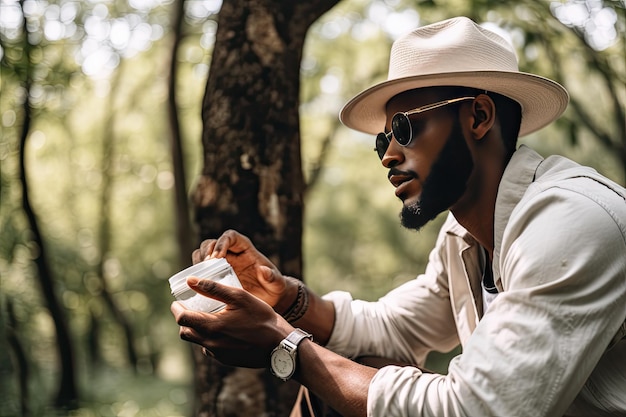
[492,145,545,287]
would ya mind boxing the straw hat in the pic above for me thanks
[340,16,569,137]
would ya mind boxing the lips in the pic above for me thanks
[388,172,414,198]
[389,173,412,188]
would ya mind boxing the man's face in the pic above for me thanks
[382,90,474,231]
[400,117,473,230]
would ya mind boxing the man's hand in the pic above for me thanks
[192,230,290,309]
[171,277,293,368]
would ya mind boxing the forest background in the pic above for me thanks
[1,0,625,416]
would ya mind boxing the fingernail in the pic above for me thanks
[187,277,199,286]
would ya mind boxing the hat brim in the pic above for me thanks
[339,71,569,137]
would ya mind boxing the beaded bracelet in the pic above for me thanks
[282,280,309,323]
[280,280,302,315]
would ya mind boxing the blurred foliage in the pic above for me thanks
[0,0,624,414]
[300,0,625,300]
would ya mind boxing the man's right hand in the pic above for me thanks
[192,230,294,310]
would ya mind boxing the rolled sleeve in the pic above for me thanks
[322,290,356,357]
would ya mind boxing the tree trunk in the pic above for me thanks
[5,299,31,417]
[96,60,140,372]
[18,60,78,410]
[192,0,339,415]
[168,0,196,269]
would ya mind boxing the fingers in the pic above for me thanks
[212,230,251,258]
[187,278,238,305]
[257,265,275,283]
[192,239,218,264]
[178,324,235,347]
[171,301,216,329]
[192,230,252,264]
[178,325,236,351]
[171,303,224,347]
[172,302,259,361]
[179,324,204,345]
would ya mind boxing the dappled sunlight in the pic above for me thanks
[367,2,420,38]
[551,0,619,50]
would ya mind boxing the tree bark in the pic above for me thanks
[192,0,339,415]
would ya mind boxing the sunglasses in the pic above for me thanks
[375,96,476,160]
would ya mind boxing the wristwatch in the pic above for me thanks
[270,328,313,381]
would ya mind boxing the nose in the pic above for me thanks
[381,137,403,168]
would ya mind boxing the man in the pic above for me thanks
[171,17,626,416]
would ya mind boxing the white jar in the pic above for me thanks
[168,258,242,313]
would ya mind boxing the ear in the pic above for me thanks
[470,94,496,140]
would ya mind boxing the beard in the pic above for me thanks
[400,118,474,231]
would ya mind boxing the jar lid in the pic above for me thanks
[169,258,232,295]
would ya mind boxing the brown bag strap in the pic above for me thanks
[289,385,316,417]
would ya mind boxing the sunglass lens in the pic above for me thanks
[391,114,412,146]
[375,132,389,160]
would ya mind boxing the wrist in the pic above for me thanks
[274,276,301,315]
[277,277,309,323]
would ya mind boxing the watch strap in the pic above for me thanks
[283,328,313,350]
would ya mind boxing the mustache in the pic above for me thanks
[387,167,418,181]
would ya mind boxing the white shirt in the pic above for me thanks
[323,146,626,416]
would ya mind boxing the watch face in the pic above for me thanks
[271,348,295,379]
